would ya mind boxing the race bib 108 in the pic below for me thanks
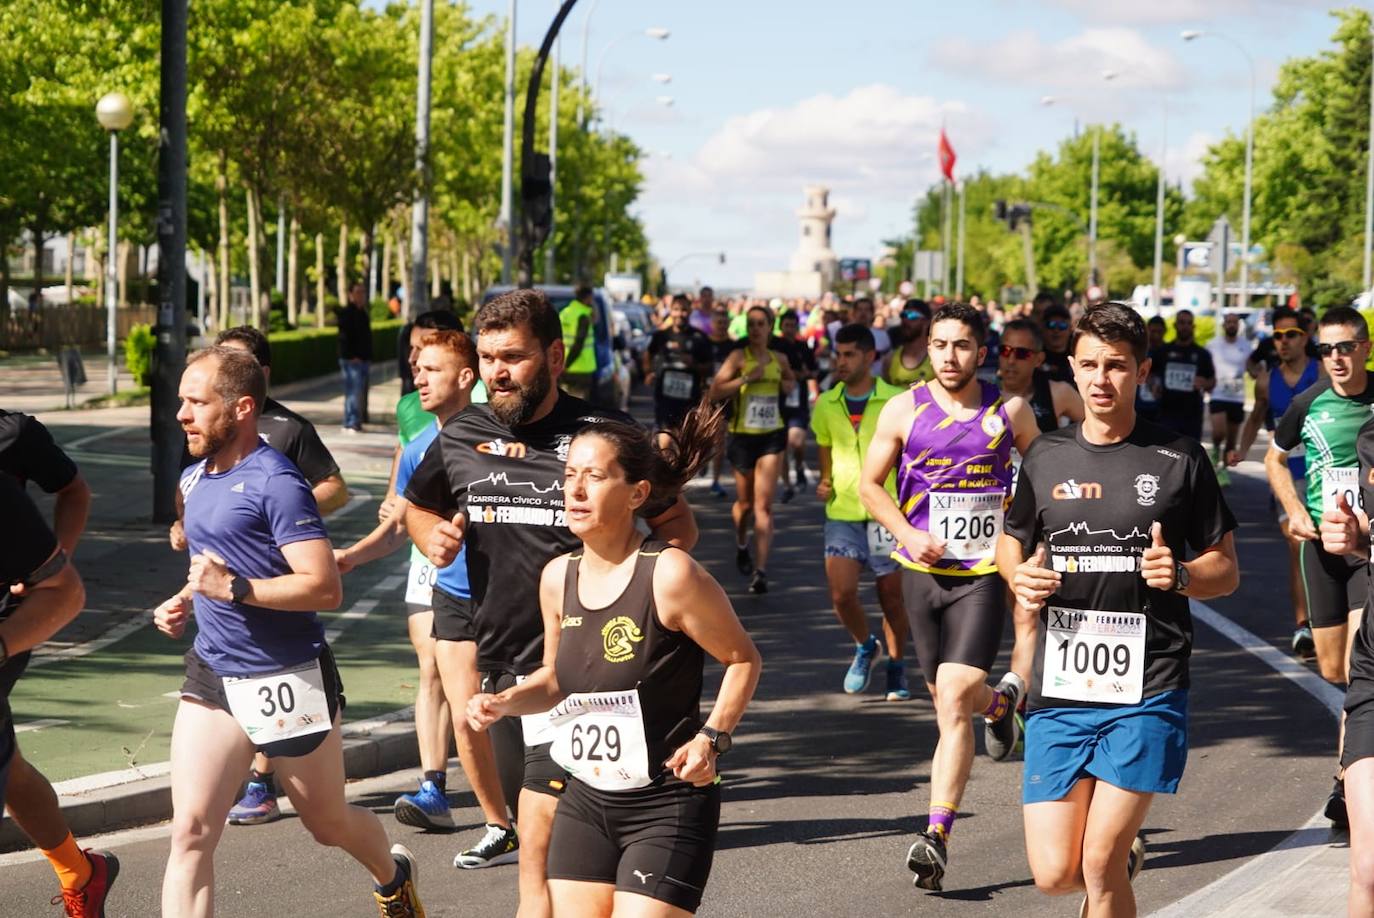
[223,659,331,745]
[1042,607,1146,705]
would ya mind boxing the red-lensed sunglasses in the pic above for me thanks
[999,345,1039,360]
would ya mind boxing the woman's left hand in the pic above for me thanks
[664,733,717,787]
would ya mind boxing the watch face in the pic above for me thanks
[714,731,732,754]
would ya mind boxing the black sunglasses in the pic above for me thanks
[1045,320,1070,331]
[1318,340,1364,358]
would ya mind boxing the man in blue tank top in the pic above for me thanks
[1230,307,1320,657]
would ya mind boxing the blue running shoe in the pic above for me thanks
[227,780,281,826]
[885,661,911,701]
[394,780,455,831]
[709,482,727,499]
[844,635,881,694]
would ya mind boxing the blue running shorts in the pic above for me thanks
[1023,689,1189,804]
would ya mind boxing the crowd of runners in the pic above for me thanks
[2,283,1374,918]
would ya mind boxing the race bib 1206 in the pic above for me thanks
[548,689,651,791]
[222,659,331,745]
[1042,607,1145,705]
[930,492,1004,561]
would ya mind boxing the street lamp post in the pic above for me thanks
[576,0,602,128]
[546,16,560,283]
[96,92,133,395]
[1364,21,1374,296]
[1154,102,1168,316]
[592,27,670,125]
[411,0,435,315]
[499,0,517,285]
[1183,29,1255,310]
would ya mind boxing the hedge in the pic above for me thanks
[267,319,402,385]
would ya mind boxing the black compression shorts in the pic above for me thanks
[1209,401,1244,423]
[482,671,567,804]
[546,778,721,913]
[726,430,786,472]
[902,570,1006,677]
[1342,696,1374,770]
[180,645,345,759]
[431,586,478,643]
[1299,540,1366,629]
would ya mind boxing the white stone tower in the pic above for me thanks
[789,185,837,284]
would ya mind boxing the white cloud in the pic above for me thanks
[1041,0,1329,26]
[1165,129,1215,193]
[933,27,1186,93]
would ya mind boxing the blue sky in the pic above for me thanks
[455,0,1346,288]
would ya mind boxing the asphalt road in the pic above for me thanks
[0,386,1347,917]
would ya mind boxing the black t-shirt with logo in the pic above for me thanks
[1347,417,1374,712]
[1148,343,1215,428]
[647,327,712,405]
[405,392,669,674]
[1005,420,1235,710]
[0,474,61,745]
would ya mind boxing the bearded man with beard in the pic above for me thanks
[403,288,698,918]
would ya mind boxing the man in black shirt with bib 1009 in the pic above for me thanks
[996,303,1237,918]
[404,289,696,917]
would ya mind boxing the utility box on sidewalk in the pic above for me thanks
[57,347,86,408]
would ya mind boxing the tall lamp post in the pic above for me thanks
[96,91,133,394]
[1364,20,1374,297]
[1183,29,1255,310]
[592,28,670,123]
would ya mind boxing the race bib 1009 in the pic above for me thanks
[223,659,331,745]
[548,689,651,791]
[1042,607,1145,705]
[930,492,1004,561]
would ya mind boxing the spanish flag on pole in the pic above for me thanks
[938,128,956,183]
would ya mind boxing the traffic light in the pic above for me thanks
[993,200,1032,231]
[522,152,553,248]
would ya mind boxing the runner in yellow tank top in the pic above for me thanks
[710,305,797,594]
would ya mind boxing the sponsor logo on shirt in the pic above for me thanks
[1155,448,1181,461]
[601,615,644,663]
[1047,521,1148,574]
[1051,479,1102,500]
[561,615,583,629]
[467,472,563,494]
[471,503,568,527]
[555,435,572,462]
[1134,474,1160,507]
[231,482,246,493]
[476,438,527,458]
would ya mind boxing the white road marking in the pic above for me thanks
[13,719,68,733]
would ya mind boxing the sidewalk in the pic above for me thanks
[0,361,428,849]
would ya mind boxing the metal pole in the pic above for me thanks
[1240,65,1254,311]
[1089,126,1100,288]
[152,0,189,523]
[411,0,434,317]
[1153,102,1167,317]
[941,182,951,294]
[500,0,517,284]
[106,131,119,394]
[576,0,600,127]
[1364,22,1374,294]
[955,181,966,298]
[275,200,285,293]
[546,27,559,283]
[196,247,206,331]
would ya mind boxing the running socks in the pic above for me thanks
[41,833,92,891]
[983,688,1011,723]
[251,768,277,793]
[424,770,447,792]
[375,862,406,896]
[927,803,957,840]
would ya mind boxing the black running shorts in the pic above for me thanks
[726,430,786,472]
[0,716,13,812]
[430,586,478,643]
[180,645,345,758]
[1209,401,1244,423]
[1342,696,1374,770]
[546,777,721,914]
[482,670,567,802]
[1299,540,1366,629]
[902,570,1006,677]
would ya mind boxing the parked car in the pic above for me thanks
[613,303,654,379]
[479,285,624,410]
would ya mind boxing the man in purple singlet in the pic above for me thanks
[859,302,1041,892]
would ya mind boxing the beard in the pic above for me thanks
[936,364,978,394]
[185,413,236,459]
[487,359,553,427]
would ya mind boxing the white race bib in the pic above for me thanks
[743,394,779,430]
[1215,375,1245,401]
[930,492,1004,561]
[866,522,897,559]
[548,690,651,791]
[784,385,802,409]
[1322,466,1365,515]
[1010,450,1023,496]
[223,659,331,745]
[1042,607,1146,705]
[515,674,557,746]
[661,370,694,401]
[1164,362,1196,393]
[405,558,436,606]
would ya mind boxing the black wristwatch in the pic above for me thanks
[230,575,251,604]
[1172,561,1190,593]
[698,726,732,755]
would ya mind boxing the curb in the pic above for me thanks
[0,713,420,851]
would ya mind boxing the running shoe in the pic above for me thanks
[906,829,947,891]
[749,570,768,594]
[1079,836,1144,917]
[1326,776,1349,828]
[53,850,119,918]
[227,780,281,825]
[984,674,1025,762]
[735,546,753,576]
[1292,624,1315,658]
[782,484,796,503]
[454,823,519,869]
[885,661,911,701]
[393,780,455,831]
[709,482,727,499]
[844,635,880,694]
[374,844,425,917]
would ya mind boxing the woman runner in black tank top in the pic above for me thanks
[466,402,761,916]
